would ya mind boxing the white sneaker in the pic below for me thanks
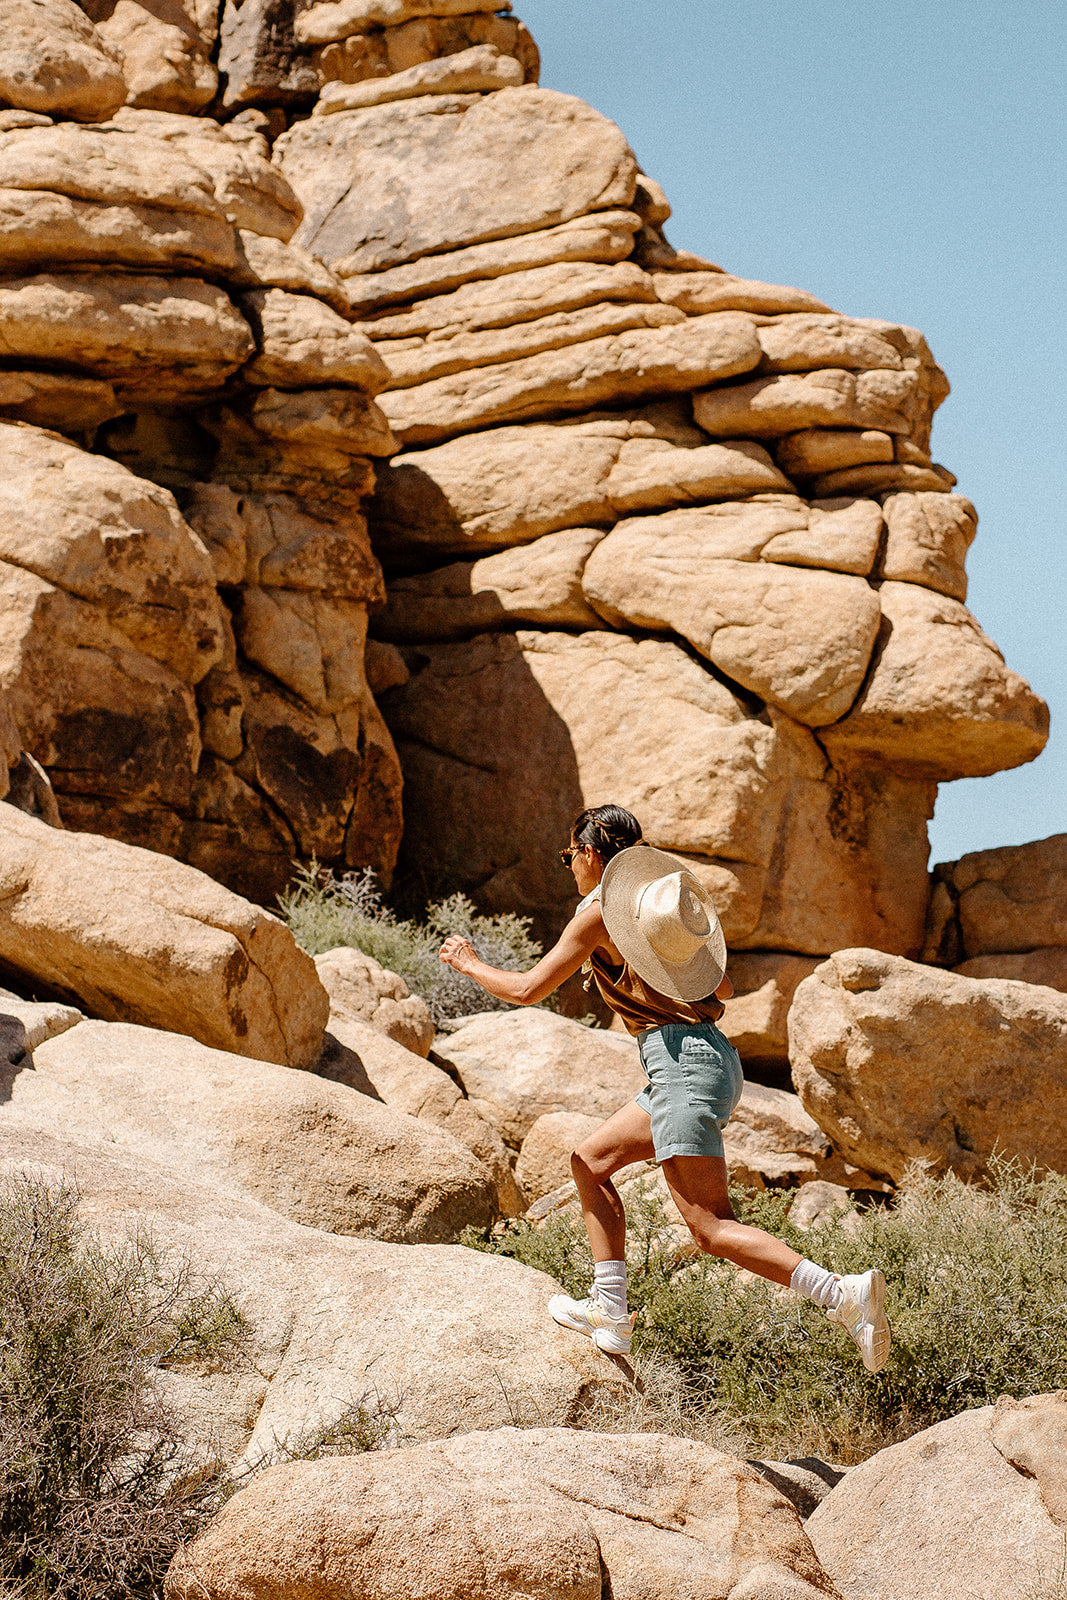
[828,1269,891,1374]
[548,1290,636,1355]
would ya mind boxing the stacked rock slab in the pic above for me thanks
[0,25,404,904]
[264,0,1047,1041]
[922,833,1067,992]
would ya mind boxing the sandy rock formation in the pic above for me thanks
[0,1121,617,1463]
[166,1426,840,1600]
[314,944,434,1054]
[3,1016,495,1241]
[257,7,1047,986]
[0,0,1049,1008]
[807,1393,1067,1600]
[0,801,327,1066]
[319,1008,524,1215]
[0,51,403,904]
[788,948,1067,1184]
[923,833,1067,991]
[433,1008,645,1150]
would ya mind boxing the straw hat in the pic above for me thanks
[599,846,727,1002]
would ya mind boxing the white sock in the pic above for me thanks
[593,1259,629,1320]
[790,1258,843,1312]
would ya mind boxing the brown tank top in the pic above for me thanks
[587,948,725,1038]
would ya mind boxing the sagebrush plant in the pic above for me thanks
[0,1173,250,1597]
[463,1157,1067,1463]
[0,1175,390,1600]
[278,861,544,1024]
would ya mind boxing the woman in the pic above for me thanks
[440,804,890,1373]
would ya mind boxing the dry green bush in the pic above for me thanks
[0,1174,391,1599]
[279,862,543,1025]
[464,1157,1067,1463]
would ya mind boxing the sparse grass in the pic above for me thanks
[279,862,544,1025]
[0,1175,388,1599]
[463,1157,1067,1463]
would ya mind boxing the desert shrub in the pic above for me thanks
[279,862,543,1024]
[0,1174,250,1599]
[464,1157,1067,1462]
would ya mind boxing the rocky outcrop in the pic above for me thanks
[167,1426,841,1600]
[1,1121,618,1463]
[319,1008,524,1215]
[807,1393,1067,1600]
[0,0,1049,982]
[3,1017,496,1241]
[0,50,404,903]
[314,944,434,1055]
[923,833,1067,991]
[787,948,1067,1184]
[433,1008,646,1150]
[0,801,327,1066]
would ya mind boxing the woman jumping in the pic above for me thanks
[439,803,890,1372]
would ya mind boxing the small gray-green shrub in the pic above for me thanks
[0,1173,251,1598]
[463,1158,1067,1462]
[279,862,543,1024]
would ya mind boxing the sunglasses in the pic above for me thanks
[558,845,582,867]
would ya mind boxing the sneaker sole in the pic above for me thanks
[862,1270,891,1374]
[592,1329,632,1356]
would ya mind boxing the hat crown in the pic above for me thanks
[635,871,714,964]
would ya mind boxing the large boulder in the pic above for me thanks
[0,422,225,819]
[315,944,434,1056]
[820,581,1048,779]
[83,0,219,113]
[274,87,638,273]
[0,803,328,1068]
[807,1394,1067,1600]
[5,1017,495,1242]
[923,833,1067,984]
[166,1426,841,1600]
[380,629,936,956]
[320,1009,524,1215]
[0,1122,616,1463]
[433,1009,645,1149]
[0,0,126,121]
[788,948,1067,1184]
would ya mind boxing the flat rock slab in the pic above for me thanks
[378,312,762,444]
[0,1123,615,1463]
[0,802,328,1068]
[167,1426,840,1600]
[371,408,787,560]
[6,1017,493,1242]
[788,947,1067,1184]
[808,1394,1067,1600]
[276,87,637,273]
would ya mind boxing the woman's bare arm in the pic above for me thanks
[439,904,605,1006]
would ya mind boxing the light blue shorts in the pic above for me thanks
[635,1021,744,1162]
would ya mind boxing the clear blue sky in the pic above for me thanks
[520,0,1066,866]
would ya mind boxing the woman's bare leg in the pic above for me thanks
[661,1155,802,1286]
[571,1100,655,1262]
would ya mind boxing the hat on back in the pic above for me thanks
[600,846,727,1003]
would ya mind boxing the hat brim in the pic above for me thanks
[600,846,727,1004]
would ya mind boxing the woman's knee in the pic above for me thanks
[684,1211,733,1256]
[571,1142,612,1185]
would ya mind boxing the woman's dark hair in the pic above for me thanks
[571,805,644,864]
